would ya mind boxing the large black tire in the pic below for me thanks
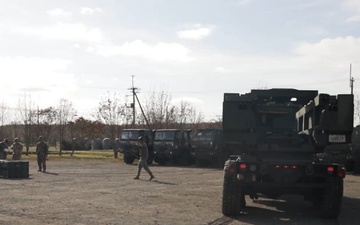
[123,155,135,164]
[354,160,360,174]
[319,177,343,219]
[222,172,245,216]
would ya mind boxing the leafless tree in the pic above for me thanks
[57,98,77,155]
[34,107,57,143]
[142,90,204,129]
[174,101,204,129]
[0,102,7,138]
[18,93,37,155]
[143,90,176,128]
[95,91,126,138]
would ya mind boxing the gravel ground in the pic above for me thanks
[1,158,360,225]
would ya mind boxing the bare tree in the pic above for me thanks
[57,98,77,155]
[0,102,7,138]
[18,93,37,155]
[34,107,57,143]
[143,90,177,128]
[174,101,204,128]
[143,90,204,129]
[95,91,126,138]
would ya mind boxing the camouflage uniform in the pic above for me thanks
[0,139,9,160]
[113,138,120,158]
[36,137,49,172]
[134,137,154,180]
[11,138,23,160]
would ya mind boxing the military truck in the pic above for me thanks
[222,88,352,219]
[191,128,227,167]
[296,93,353,168]
[118,129,154,165]
[351,125,360,174]
[153,129,193,166]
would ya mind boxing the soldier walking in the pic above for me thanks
[11,138,23,160]
[134,136,155,180]
[36,136,49,172]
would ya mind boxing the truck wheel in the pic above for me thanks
[319,177,343,219]
[123,155,135,164]
[178,152,191,166]
[354,160,360,174]
[222,173,245,216]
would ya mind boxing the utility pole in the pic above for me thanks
[128,75,138,126]
[350,64,355,95]
[127,76,151,129]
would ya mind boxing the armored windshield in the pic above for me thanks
[193,130,215,140]
[120,130,141,140]
[154,131,176,141]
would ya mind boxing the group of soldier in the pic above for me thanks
[0,138,23,160]
[0,136,49,173]
[0,135,154,179]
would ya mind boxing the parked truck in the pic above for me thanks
[221,88,352,219]
[351,125,360,174]
[153,129,193,166]
[191,128,227,167]
[118,129,154,165]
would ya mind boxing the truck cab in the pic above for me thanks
[118,129,154,164]
[153,129,193,165]
[191,128,226,167]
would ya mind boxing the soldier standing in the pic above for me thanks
[134,136,155,180]
[36,136,49,172]
[113,138,120,158]
[0,138,9,159]
[11,138,23,160]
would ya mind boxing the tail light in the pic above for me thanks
[240,164,247,169]
[338,166,346,178]
[327,166,334,173]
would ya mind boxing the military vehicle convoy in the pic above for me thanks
[191,128,227,167]
[221,88,353,219]
[118,129,154,164]
[153,129,193,165]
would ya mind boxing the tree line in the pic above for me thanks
[0,91,221,155]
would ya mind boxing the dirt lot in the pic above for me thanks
[1,158,360,225]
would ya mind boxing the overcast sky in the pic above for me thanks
[1,0,360,121]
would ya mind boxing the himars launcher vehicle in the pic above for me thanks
[221,88,353,219]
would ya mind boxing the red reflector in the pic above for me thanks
[338,172,345,178]
[327,167,334,172]
[240,164,247,169]
[229,167,235,173]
